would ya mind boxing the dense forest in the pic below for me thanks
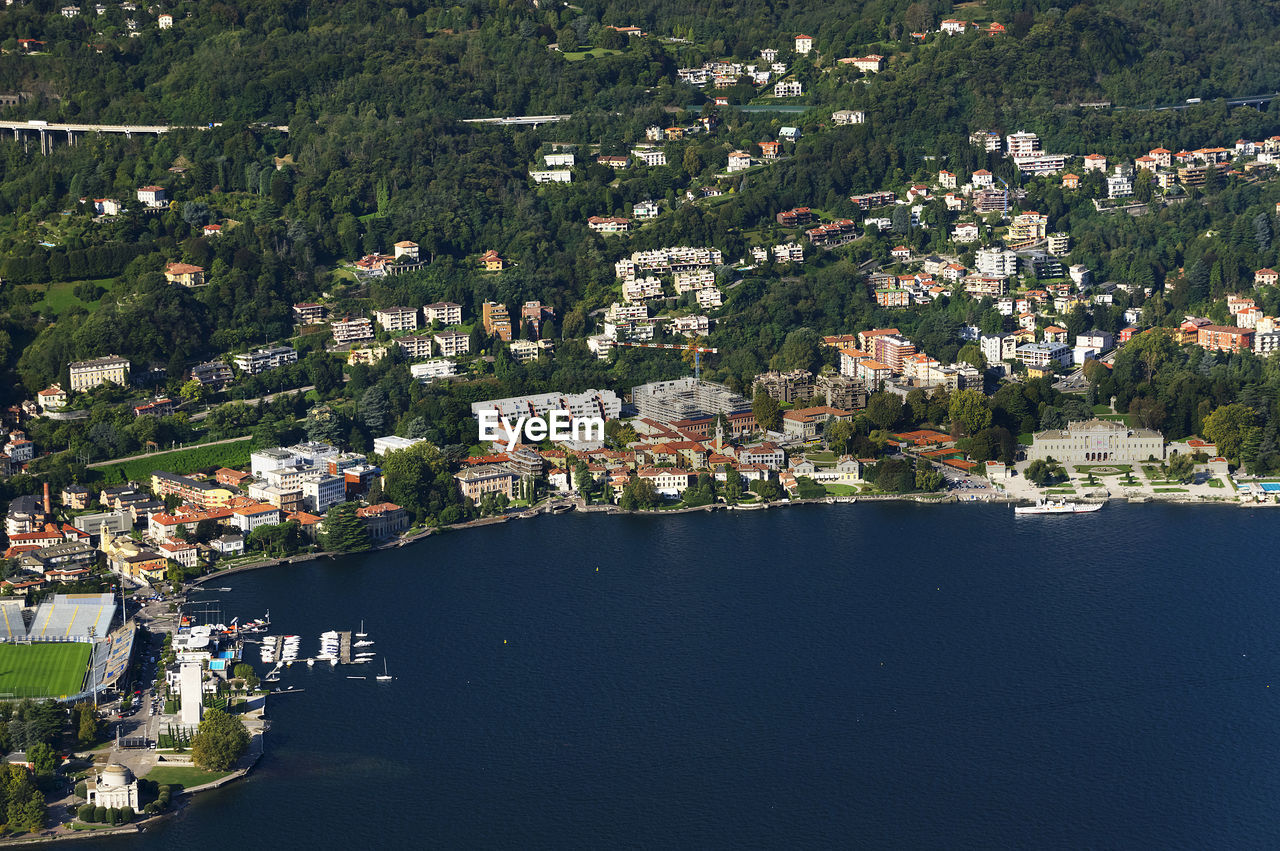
[0,0,1276,492]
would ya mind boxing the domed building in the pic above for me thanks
[85,764,139,810]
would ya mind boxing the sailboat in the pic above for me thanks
[376,659,392,682]
[356,620,367,638]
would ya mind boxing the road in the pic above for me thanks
[190,384,316,420]
[1053,349,1118,394]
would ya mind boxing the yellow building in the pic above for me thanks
[68,355,130,392]
[164,262,206,287]
[121,552,168,584]
[150,471,236,510]
[348,346,388,366]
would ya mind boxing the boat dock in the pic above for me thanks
[338,631,352,664]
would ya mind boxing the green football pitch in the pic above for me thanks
[0,643,91,699]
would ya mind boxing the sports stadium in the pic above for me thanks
[0,594,134,701]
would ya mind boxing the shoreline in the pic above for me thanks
[187,485,1250,587]
[0,724,264,846]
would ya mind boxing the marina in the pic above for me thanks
[255,627,373,679]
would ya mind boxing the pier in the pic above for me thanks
[338,631,352,664]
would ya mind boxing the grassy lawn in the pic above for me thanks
[562,47,624,60]
[1208,478,1225,488]
[805,450,836,463]
[0,643,91,699]
[26,278,113,316]
[1017,432,1034,445]
[145,765,234,789]
[89,437,253,482]
[1154,487,1189,493]
[1045,488,1077,494]
[822,483,859,495]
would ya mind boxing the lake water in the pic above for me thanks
[111,503,1280,849]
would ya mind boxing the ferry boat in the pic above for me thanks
[1014,499,1104,515]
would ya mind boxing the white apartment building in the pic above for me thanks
[373,306,420,332]
[300,472,346,514]
[331,317,374,344]
[233,346,298,375]
[1005,131,1041,156]
[434,331,470,357]
[423,302,462,325]
[975,247,1018,278]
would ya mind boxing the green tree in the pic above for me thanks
[191,707,251,771]
[179,379,207,404]
[25,742,56,775]
[866,392,902,431]
[380,441,457,524]
[1167,452,1196,483]
[1202,403,1261,464]
[957,343,984,371]
[752,390,782,432]
[949,389,993,436]
[319,502,371,553]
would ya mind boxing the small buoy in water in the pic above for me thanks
[503,639,507,644]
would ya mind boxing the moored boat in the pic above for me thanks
[1014,499,1104,515]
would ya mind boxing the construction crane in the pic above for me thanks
[613,340,718,379]
[995,174,1014,214]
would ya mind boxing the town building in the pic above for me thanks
[191,361,233,389]
[1196,325,1253,352]
[1015,341,1072,369]
[816,374,868,411]
[782,406,854,441]
[455,464,519,502]
[373,306,420,332]
[529,169,572,183]
[423,302,463,326]
[357,503,408,540]
[293,303,326,325]
[85,765,139,811]
[136,185,166,208]
[233,346,298,375]
[631,378,749,424]
[975,247,1018,278]
[832,110,865,126]
[754,370,815,404]
[482,301,513,341]
[150,471,236,510]
[330,317,374,345]
[471,389,622,424]
[588,216,630,233]
[69,355,130,392]
[434,331,470,357]
[395,334,434,359]
[36,384,66,412]
[410,360,457,382]
[1028,419,1165,464]
[164,262,205,287]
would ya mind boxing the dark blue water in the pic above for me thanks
[114,504,1280,849]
